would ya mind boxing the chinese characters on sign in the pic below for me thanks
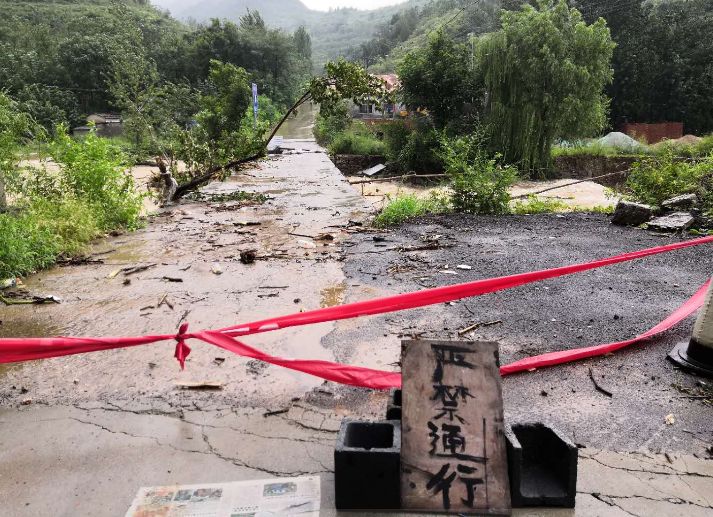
[401,340,511,515]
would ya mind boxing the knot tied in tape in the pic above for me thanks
[174,322,191,370]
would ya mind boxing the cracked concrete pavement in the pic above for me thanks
[1,133,711,515]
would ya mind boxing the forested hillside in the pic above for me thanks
[151,0,431,67]
[0,0,313,127]
[352,0,713,134]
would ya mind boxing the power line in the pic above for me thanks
[426,0,482,38]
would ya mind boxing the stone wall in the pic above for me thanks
[331,154,387,176]
[553,155,639,188]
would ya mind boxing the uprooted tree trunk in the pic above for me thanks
[169,91,313,203]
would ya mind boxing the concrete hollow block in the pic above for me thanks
[334,419,401,510]
[385,388,402,420]
[505,422,578,508]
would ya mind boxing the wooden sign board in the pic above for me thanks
[400,340,511,515]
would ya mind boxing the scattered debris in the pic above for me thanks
[177,309,191,326]
[175,381,223,390]
[162,276,183,283]
[20,398,32,406]
[213,357,226,365]
[648,212,695,232]
[661,193,698,211]
[158,294,174,310]
[297,239,317,249]
[263,408,289,417]
[234,221,261,227]
[58,255,105,266]
[588,367,613,397]
[456,264,472,270]
[359,163,386,177]
[457,320,503,335]
[211,263,224,275]
[664,413,676,425]
[110,264,157,278]
[240,250,257,264]
[0,294,61,306]
[1,278,17,290]
[611,201,653,226]
[122,278,131,286]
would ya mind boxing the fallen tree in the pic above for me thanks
[168,60,393,202]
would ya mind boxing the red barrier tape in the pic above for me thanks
[1,235,711,390]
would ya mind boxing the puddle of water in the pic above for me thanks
[105,240,147,263]
[0,319,64,339]
[320,283,346,308]
[277,102,316,140]
[0,319,64,377]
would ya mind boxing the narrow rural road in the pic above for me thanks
[1,128,712,515]
[0,136,388,515]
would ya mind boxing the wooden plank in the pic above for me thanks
[400,340,511,515]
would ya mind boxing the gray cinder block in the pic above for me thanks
[334,419,401,510]
[385,388,402,420]
[505,422,578,508]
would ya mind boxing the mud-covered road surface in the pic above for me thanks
[1,137,712,515]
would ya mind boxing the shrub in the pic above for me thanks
[624,151,711,207]
[328,124,386,156]
[511,195,569,214]
[398,123,444,173]
[374,191,450,227]
[313,102,350,146]
[442,133,518,214]
[50,128,143,230]
[382,120,411,164]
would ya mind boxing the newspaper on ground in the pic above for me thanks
[124,475,320,517]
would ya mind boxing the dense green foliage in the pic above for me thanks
[624,152,713,212]
[0,93,143,277]
[441,132,518,214]
[576,0,713,135]
[398,31,481,130]
[479,0,614,173]
[373,191,450,227]
[0,0,312,130]
[327,123,386,156]
[154,0,432,68]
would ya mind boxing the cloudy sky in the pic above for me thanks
[301,0,408,10]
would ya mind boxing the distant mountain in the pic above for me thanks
[152,0,312,29]
[151,0,427,67]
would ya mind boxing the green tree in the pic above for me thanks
[398,31,480,130]
[0,94,34,212]
[479,0,615,174]
[198,60,251,142]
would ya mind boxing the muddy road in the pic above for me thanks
[0,139,378,411]
[1,133,712,515]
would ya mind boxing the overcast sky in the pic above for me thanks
[301,0,408,10]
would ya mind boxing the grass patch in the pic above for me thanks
[328,129,386,156]
[374,192,450,227]
[1,128,144,278]
[511,195,569,214]
[552,140,644,158]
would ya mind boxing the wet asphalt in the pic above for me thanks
[324,213,713,456]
